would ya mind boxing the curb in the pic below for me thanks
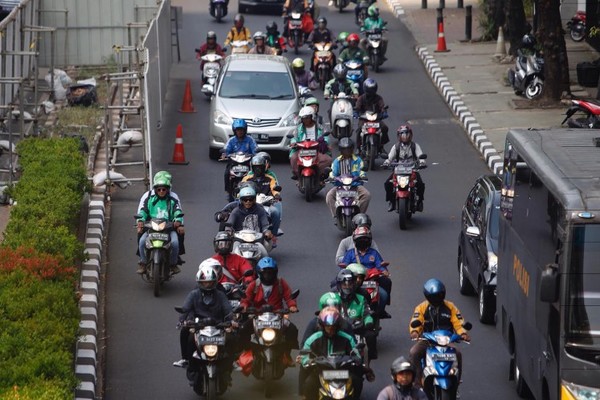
[383,0,503,175]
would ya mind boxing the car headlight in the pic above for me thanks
[562,380,600,400]
[261,328,276,342]
[214,110,232,125]
[203,344,219,358]
[488,252,498,274]
[281,113,298,127]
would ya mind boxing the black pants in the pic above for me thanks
[384,172,425,203]
[302,367,363,399]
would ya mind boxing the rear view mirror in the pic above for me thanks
[466,226,481,238]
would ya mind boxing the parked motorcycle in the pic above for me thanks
[345,59,367,94]
[230,40,250,54]
[364,28,386,72]
[508,48,544,100]
[329,92,355,139]
[385,155,427,230]
[567,10,586,42]
[197,52,223,97]
[561,98,600,128]
[287,12,305,54]
[329,174,366,236]
[209,0,228,22]
[357,109,387,171]
[298,349,364,399]
[220,151,252,202]
[287,134,330,202]
[411,320,472,400]
[136,216,178,297]
[312,42,335,90]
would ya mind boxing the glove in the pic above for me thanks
[461,333,471,342]
[410,331,419,340]
[382,160,390,167]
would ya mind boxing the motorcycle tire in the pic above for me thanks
[151,260,161,297]
[215,5,223,22]
[368,138,378,170]
[525,77,543,100]
[343,214,353,236]
[302,176,314,202]
[371,54,379,73]
[206,376,218,400]
[570,25,585,42]
[319,69,327,91]
[398,198,409,230]
[339,1,344,12]
[435,386,456,400]
[264,362,274,398]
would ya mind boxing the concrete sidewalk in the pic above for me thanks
[385,0,599,173]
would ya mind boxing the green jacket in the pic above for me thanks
[339,47,367,64]
[289,124,330,156]
[137,194,184,224]
[301,330,357,367]
[361,17,387,31]
[324,78,359,98]
[336,292,374,327]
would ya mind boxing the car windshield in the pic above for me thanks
[219,71,295,100]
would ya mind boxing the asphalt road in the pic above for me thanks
[104,1,518,399]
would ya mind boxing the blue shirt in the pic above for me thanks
[342,247,384,271]
[224,135,257,155]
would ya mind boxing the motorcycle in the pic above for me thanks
[507,48,544,100]
[287,133,330,202]
[230,40,250,54]
[312,42,335,90]
[561,98,600,128]
[266,33,286,55]
[364,28,386,72]
[344,59,367,95]
[329,174,366,236]
[196,52,223,97]
[209,0,227,22]
[299,85,315,106]
[175,310,234,399]
[220,151,252,202]
[357,109,387,171]
[298,349,364,399]
[334,0,350,12]
[287,12,305,54]
[136,216,178,297]
[567,10,586,42]
[231,229,271,267]
[356,0,370,25]
[329,92,355,139]
[410,320,472,400]
[386,155,427,230]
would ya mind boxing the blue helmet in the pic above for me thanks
[257,257,277,270]
[238,186,256,198]
[232,118,248,133]
[423,278,446,306]
[257,257,278,285]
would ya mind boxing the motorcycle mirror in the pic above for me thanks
[194,48,200,53]
[133,214,142,220]
[174,306,184,313]
[381,261,390,268]
[243,269,255,277]
[274,185,283,192]
[463,322,473,331]
[410,319,423,329]
[323,130,331,137]
[291,289,300,299]
[419,154,428,160]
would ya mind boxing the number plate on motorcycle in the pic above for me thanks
[369,34,382,40]
[239,243,258,252]
[256,319,282,329]
[299,149,317,157]
[316,51,330,57]
[362,281,378,289]
[290,21,302,27]
[337,190,357,198]
[347,70,360,76]
[322,370,350,380]
[231,165,249,173]
[196,335,226,345]
[430,353,457,361]
[365,122,380,128]
[148,233,169,241]
[230,300,241,308]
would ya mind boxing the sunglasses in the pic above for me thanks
[241,197,255,203]
[155,187,169,193]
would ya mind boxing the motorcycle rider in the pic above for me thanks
[308,17,336,71]
[299,307,373,400]
[382,124,426,212]
[209,0,229,17]
[335,213,379,264]
[211,231,255,285]
[377,357,427,400]
[292,58,318,90]
[266,20,287,54]
[354,78,389,153]
[289,106,332,182]
[136,175,184,275]
[345,262,376,312]
[409,279,470,388]
[301,293,354,346]
[325,137,371,218]
[225,185,273,243]
[173,260,236,381]
[324,64,359,127]
[248,31,276,55]
[242,154,282,247]
[304,96,324,126]
[224,14,252,52]
[338,33,369,78]
[196,31,226,79]
[256,151,280,185]
[282,0,309,38]
[341,226,391,318]
[221,118,257,196]
[336,31,350,53]
[360,4,388,62]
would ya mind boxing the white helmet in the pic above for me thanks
[299,105,315,121]
[197,258,223,288]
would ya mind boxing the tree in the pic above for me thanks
[506,0,529,56]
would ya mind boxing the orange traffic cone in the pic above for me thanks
[169,124,189,165]
[435,22,450,52]
[179,80,196,113]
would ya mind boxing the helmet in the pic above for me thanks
[196,259,220,291]
[337,31,350,43]
[317,17,327,27]
[213,231,233,255]
[347,33,360,44]
[299,105,315,121]
[423,278,446,306]
[305,97,319,107]
[319,292,342,310]
[352,213,372,229]
[336,268,357,299]
[292,58,305,70]
[257,257,278,285]
[153,170,172,185]
[333,64,348,80]
[232,118,248,134]
[266,20,278,34]
[238,186,257,199]
[234,13,244,25]
[253,31,266,41]
[338,137,354,153]
[521,33,536,48]
[390,356,416,390]
[207,31,217,41]
[367,4,379,17]
[397,124,413,144]
[251,155,267,176]
[363,78,378,96]
[153,176,171,189]
[352,226,372,250]
[256,151,272,169]
[318,307,342,328]
[346,263,367,278]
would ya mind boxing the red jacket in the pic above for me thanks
[212,253,254,285]
[197,43,226,59]
[241,278,297,311]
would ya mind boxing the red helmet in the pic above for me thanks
[347,33,360,43]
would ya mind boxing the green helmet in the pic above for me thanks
[368,4,379,17]
[153,170,172,184]
[346,263,367,277]
[292,57,305,69]
[319,292,342,310]
[153,176,171,188]
[337,31,349,43]
[305,97,319,107]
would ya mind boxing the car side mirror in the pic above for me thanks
[466,226,481,238]
[540,263,559,302]
[174,306,184,313]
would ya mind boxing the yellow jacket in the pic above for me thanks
[409,300,467,337]
[224,27,252,46]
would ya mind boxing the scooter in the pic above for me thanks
[507,48,544,100]
[345,59,367,95]
[266,32,286,55]
[567,10,586,42]
[230,40,250,54]
[410,320,472,400]
[220,151,252,202]
[334,0,350,12]
[561,98,600,128]
[329,92,355,139]
[287,12,305,54]
[386,155,427,230]
[312,42,335,90]
[364,28,386,72]
[209,0,228,22]
[197,53,223,97]
[329,174,366,236]
[287,134,330,202]
[357,109,387,171]
[231,229,271,267]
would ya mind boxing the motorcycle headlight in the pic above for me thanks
[398,176,409,187]
[214,110,232,125]
[488,252,498,274]
[331,387,346,399]
[203,344,219,358]
[151,220,166,231]
[261,328,277,342]
[281,113,299,127]
[435,335,451,346]
[562,380,600,400]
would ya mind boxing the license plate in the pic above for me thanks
[290,21,302,27]
[369,34,382,40]
[239,243,258,252]
[256,320,282,329]
[316,51,330,57]
[365,122,380,128]
[431,353,457,362]
[362,281,378,289]
[347,70,360,76]
[322,370,349,380]
[337,190,357,198]
[231,165,249,173]
[253,133,269,143]
[230,300,240,308]
[299,149,317,157]
[148,233,169,241]
[197,335,226,345]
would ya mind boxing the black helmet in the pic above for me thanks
[338,137,354,151]
[266,20,278,34]
[352,226,372,251]
[317,17,327,26]
[521,33,536,48]
[333,64,348,80]
[363,78,378,96]
[352,213,372,229]
[207,31,217,41]
[423,278,446,306]
[390,356,416,390]
[256,151,272,169]
[213,231,233,255]
[251,155,267,177]
[336,268,356,300]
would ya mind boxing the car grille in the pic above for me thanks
[244,118,281,128]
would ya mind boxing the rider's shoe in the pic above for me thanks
[136,262,146,274]
[170,265,182,275]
